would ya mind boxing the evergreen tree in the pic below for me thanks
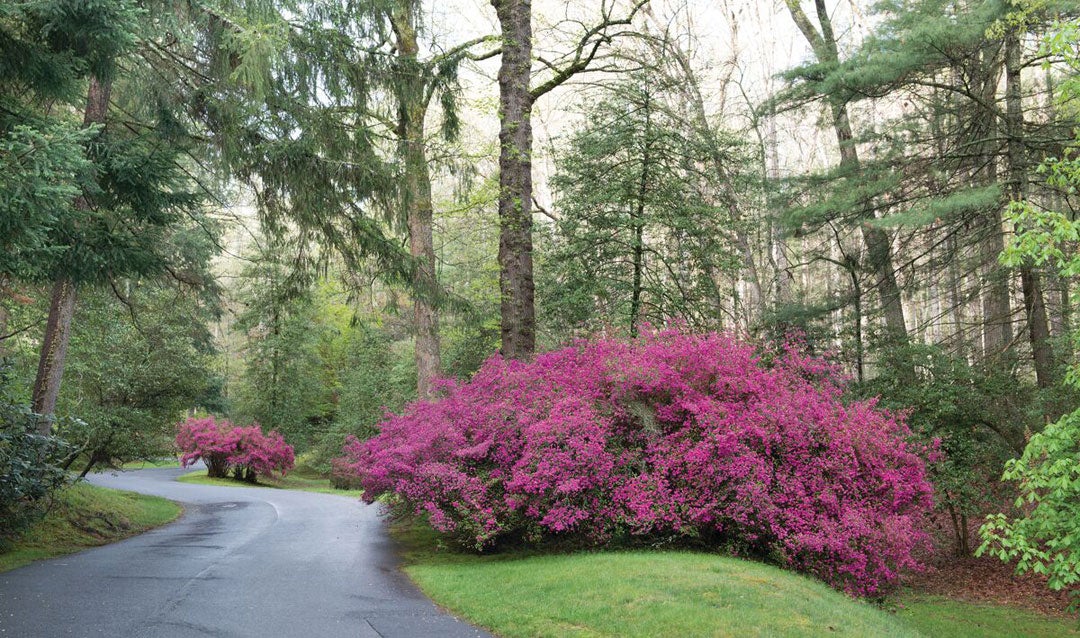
[198,0,492,398]
[1,1,217,429]
[540,76,743,335]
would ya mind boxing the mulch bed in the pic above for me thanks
[906,553,1078,618]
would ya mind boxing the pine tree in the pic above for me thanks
[2,0,214,430]
[200,0,492,397]
[541,75,743,335]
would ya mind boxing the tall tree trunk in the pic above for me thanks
[1005,29,1054,390]
[975,44,1012,358]
[1021,268,1054,389]
[766,106,790,309]
[492,0,536,359]
[629,93,652,336]
[0,278,9,358]
[31,75,110,430]
[980,214,1011,356]
[31,278,77,430]
[785,1,909,348]
[394,4,441,398]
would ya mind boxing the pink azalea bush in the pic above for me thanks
[335,328,935,596]
[176,416,294,482]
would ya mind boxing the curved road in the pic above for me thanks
[0,467,491,637]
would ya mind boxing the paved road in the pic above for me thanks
[0,467,491,637]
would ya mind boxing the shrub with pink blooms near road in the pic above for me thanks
[334,328,936,596]
[177,416,294,483]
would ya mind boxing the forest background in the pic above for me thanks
[3,0,1080,565]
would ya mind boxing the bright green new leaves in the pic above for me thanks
[977,16,1080,606]
[978,410,1080,599]
[58,283,220,471]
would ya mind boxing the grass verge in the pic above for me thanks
[0,482,182,573]
[392,523,917,638]
[892,592,1080,638]
[119,458,181,470]
[391,521,1080,638]
[176,469,363,498]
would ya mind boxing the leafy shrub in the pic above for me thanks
[854,342,1022,556]
[335,328,935,596]
[0,365,70,543]
[176,416,294,482]
[978,409,1080,607]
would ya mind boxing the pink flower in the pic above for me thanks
[331,327,935,595]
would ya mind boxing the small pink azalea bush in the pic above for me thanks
[176,416,294,482]
[335,328,935,596]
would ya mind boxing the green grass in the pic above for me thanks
[119,457,181,469]
[893,592,1080,638]
[176,469,363,498]
[0,482,182,572]
[391,522,1080,637]
[392,526,918,637]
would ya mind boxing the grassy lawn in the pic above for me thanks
[391,522,1080,638]
[893,593,1080,638]
[0,482,182,573]
[119,458,181,469]
[393,524,916,637]
[176,468,363,498]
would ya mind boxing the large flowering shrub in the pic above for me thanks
[176,416,294,482]
[336,329,935,596]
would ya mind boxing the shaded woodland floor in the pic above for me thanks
[908,554,1077,619]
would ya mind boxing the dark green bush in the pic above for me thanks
[0,363,70,544]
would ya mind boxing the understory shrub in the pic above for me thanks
[977,408,1080,607]
[0,362,70,544]
[176,416,294,482]
[335,328,936,596]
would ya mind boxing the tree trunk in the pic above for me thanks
[629,93,652,337]
[785,1,909,349]
[1021,267,1054,389]
[766,107,790,309]
[975,44,1012,358]
[31,75,110,429]
[980,212,1011,356]
[31,278,77,431]
[1005,29,1054,390]
[492,0,536,359]
[394,5,441,398]
[0,280,9,358]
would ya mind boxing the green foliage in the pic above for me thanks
[978,410,1080,602]
[196,0,476,284]
[855,342,1025,553]
[231,247,334,451]
[335,324,415,440]
[977,16,1080,602]
[0,0,207,288]
[0,361,69,543]
[540,75,745,335]
[57,283,220,472]
[0,123,95,282]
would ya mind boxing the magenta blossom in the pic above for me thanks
[334,328,935,596]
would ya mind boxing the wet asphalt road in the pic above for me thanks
[0,467,491,638]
